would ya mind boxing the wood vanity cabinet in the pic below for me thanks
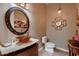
[3,43,38,56]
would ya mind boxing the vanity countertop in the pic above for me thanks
[0,38,39,55]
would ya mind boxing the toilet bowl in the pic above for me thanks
[45,42,55,53]
[42,36,55,53]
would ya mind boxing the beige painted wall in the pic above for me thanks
[0,4,14,43]
[29,4,46,38]
[28,4,46,47]
[46,4,76,49]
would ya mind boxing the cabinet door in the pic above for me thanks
[17,43,38,56]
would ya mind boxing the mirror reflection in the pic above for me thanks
[10,10,28,33]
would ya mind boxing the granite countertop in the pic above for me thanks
[0,38,39,55]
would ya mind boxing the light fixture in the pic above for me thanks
[57,4,61,14]
[25,3,30,9]
[18,3,30,10]
[18,3,26,8]
[20,3,25,7]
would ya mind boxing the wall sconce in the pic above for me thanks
[18,3,30,10]
[25,3,30,9]
[57,4,62,14]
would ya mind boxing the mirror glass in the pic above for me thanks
[10,10,28,33]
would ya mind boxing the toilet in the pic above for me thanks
[45,42,55,53]
[42,36,55,53]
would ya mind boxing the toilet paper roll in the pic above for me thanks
[42,36,47,44]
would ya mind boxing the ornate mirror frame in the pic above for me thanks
[5,7,30,35]
[52,17,67,30]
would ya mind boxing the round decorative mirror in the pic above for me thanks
[52,17,67,30]
[5,7,30,35]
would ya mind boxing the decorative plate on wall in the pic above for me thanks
[52,17,67,30]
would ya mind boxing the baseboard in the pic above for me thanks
[56,47,69,52]
[39,46,69,53]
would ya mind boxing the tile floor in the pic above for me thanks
[39,48,68,56]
